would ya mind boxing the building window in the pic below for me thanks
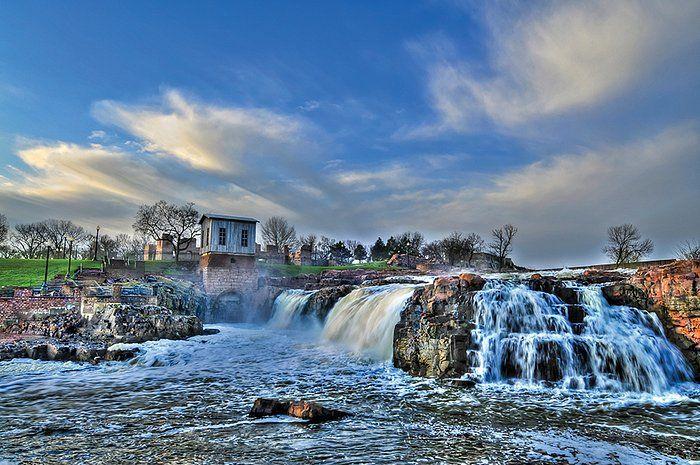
[241,229,249,248]
[218,227,227,246]
[204,227,209,246]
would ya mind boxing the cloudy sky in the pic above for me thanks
[0,0,699,267]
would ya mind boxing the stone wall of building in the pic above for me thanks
[200,254,259,296]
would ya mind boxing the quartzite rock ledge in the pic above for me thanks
[393,264,700,382]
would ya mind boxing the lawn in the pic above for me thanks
[259,260,390,277]
[0,259,101,288]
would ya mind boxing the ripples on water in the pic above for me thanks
[0,324,698,464]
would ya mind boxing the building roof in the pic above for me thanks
[199,213,259,224]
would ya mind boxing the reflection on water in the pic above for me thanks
[0,324,698,464]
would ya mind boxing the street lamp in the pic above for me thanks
[65,236,75,279]
[43,242,51,290]
[93,225,100,261]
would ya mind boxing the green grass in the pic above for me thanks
[259,260,390,277]
[0,259,101,288]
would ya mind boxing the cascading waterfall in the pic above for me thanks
[268,289,317,329]
[322,284,417,360]
[471,280,692,393]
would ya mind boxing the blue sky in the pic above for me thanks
[0,0,699,267]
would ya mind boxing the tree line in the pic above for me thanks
[1,205,698,265]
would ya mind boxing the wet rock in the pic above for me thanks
[579,269,628,284]
[104,346,139,361]
[393,275,482,378]
[87,304,203,343]
[249,398,350,423]
[443,378,477,389]
[527,277,579,304]
[302,285,355,320]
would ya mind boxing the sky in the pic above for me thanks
[0,0,699,268]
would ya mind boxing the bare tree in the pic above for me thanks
[0,213,8,244]
[603,224,654,265]
[98,234,118,261]
[43,219,86,258]
[422,240,444,262]
[440,232,470,266]
[488,224,518,270]
[299,234,317,251]
[675,239,700,260]
[12,222,48,258]
[261,216,296,250]
[465,233,485,266]
[133,201,200,262]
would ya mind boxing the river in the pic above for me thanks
[0,280,699,464]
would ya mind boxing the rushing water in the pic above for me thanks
[1,280,699,464]
[472,281,693,393]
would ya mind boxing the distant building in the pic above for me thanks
[143,234,199,261]
[257,244,289,264]
[292,244,312,266]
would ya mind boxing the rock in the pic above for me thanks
[302,285,356,321]
[393,276,482,378]
[104,346,139,361]
[579,269,628,284]
[87,304,203,343]
[623,260,700,378]
[248,398,350,423]
[443,378,477,388]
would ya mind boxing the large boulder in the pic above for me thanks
[302,285,355,320]
[154,278,208,320]
[87,304,203,343]
[249,398,349,423]
[393,274,485,378]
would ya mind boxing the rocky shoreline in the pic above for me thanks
[0,302,204,364]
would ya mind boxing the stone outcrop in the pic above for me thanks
[302,285,356,320]
[87,304,203,344]
[153,278,208,320]
[0,338,138,363]
[0,301,204,363]
[393,274,486,378]
[249,398,350,423]
[602,260,700,375]
[393,263,700,384]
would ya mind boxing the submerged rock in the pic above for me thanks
[248,398,350,423]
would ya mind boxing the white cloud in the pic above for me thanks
[414,0,700,133]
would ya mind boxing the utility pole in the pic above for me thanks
[65,237,74,279]
[93,225,100,261]
[43,244,51,290]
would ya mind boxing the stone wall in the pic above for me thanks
[200,254,259,296]
[0,289,80,328]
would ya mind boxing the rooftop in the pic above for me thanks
[199,213,259,224]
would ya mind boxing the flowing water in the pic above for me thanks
[472,281,693,393]
[1,281,699,464]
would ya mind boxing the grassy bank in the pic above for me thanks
[259,261,390,277]
[0,259,101,288]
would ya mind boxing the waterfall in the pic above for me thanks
[322,284,417,360]
[471,280,692,393]
[269,289,317,329]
